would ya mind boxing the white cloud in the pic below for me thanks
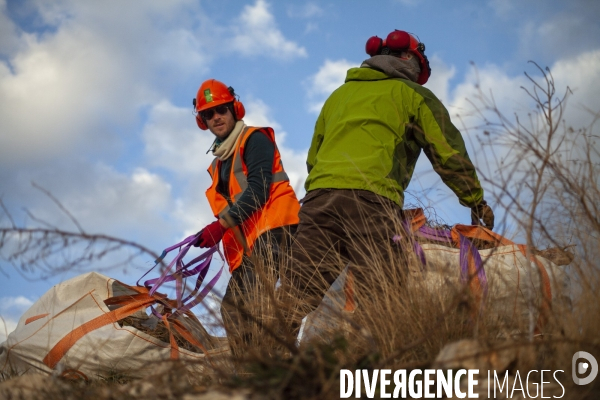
[243,98,281,130]
[0,296,33,311]
[0,316,17,343]
[305,59,356,113]
[445,49,600,142]
[25,164,174,240]
[0,159,175,257]
[141,100,222,237]
[507,2,600,63]
[445,63,532,134]
[0,296,34,342]
[143,100,216,177]
[0,1,210,166]
[411,49,600,229]
[231,0,307,60]
[75,167,172,231]
[550,50,600,126]
[423,54,456,104]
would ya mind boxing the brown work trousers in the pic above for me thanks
[284,189,408,338]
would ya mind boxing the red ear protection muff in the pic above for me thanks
[365,35,383,57]
[193,98,208,130]
[229,86,246,121]
[364,30,431,85]
[385,30,412,52]
[195,108,207,130]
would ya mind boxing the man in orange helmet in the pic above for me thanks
[193,79,300,355]
[284,30,495,339]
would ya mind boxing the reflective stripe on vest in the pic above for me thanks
[230,135,290,201]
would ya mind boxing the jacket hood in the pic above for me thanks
[346,54,421,83]
[345,66,390,83]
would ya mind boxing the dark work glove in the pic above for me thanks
[193,220,227,248]
[471,200,495,230]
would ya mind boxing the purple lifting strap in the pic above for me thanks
[458,234,488,295]
[417,225,453,242]
[175,267,224,316]
[138,233,224,318]
[413,241,427,268]
[136,233,199,287]
[459,235,470,284]
[396,220,488,296]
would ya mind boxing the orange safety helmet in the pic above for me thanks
[365,30,431,85]
[193,79,246,130]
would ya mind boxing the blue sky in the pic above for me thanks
[1,0,599,339]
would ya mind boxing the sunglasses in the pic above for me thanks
[200,104,230,121]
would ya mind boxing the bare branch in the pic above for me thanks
[31,181,85,234]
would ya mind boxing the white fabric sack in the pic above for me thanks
[413,243,571,329]
[300,267,353,343]
[0,272,228,379]
[302,244,571,340]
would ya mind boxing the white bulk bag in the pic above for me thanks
[0,272,228,379]
[415,243,571,330]
[301,243,571,341]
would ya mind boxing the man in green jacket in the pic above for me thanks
[284,30,494,337]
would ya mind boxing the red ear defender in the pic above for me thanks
[196,115,208,130]
[385,30,411,52]
[365,36,383,56]
[233,99,245,120]
[227,86,246,120]
[193,97,209,130]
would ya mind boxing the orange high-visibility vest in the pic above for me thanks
[205,126,300,272]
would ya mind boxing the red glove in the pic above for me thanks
[194,220,227,248]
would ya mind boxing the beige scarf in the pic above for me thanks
[213,120,246,161]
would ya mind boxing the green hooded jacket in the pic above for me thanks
[305,67,483,208]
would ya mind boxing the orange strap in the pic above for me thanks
[60,368,89,382]
[43,294,156,369]
[451,224,514,248]
[104,292,157,307]
[104,284,176,309]
[171,320,210,357]
[464,243,484,307]
[25,313,49,325]
[343,270,356,312]
[162,315,179,360]
[403,208,427,233]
